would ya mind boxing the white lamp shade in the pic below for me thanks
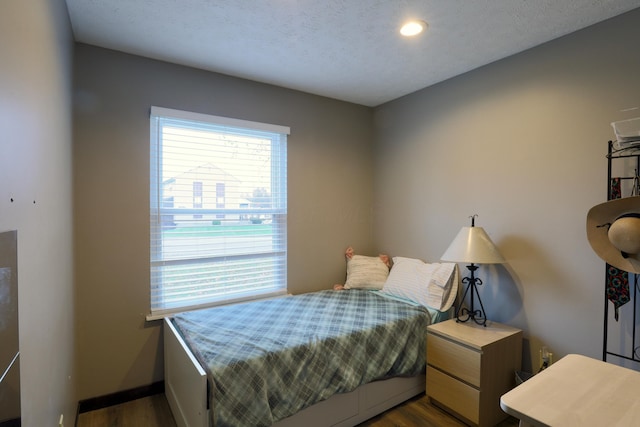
[441,226,505,264]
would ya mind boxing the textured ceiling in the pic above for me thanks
[65,0,640,107]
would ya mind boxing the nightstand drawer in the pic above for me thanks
[427,333,481,387]
[427,366,480,424]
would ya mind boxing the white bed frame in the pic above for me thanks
[164,318,426,427]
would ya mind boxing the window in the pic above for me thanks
[192,181,203,218]
[149,106,289,318]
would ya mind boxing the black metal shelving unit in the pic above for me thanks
[603,140,640,364]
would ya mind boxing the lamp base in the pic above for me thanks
[455,264,487,327]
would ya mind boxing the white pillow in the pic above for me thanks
[344,254,390,290]
[381,257,458,311]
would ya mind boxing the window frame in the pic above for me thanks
[148,106,289,319]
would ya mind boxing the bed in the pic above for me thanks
[164,255,458,427]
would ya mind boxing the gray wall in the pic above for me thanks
[71,3,640,403]
[0,0,76,425]
[373,8,640,371]
[73,44,375,399]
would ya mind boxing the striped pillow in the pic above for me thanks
[382,257,457,310]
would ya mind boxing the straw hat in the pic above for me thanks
[586,196,640,273]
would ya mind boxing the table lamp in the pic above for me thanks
[441,215,505,326]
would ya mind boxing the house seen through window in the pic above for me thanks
[149,107,289,318]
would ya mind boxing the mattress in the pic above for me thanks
[171,289,441,426]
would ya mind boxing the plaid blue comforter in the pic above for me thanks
[172,290,433,426]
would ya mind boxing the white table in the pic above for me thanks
[500,354,640,426]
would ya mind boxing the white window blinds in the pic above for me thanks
[149,107,289,318]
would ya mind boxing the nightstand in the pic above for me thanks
[426,319,522,427]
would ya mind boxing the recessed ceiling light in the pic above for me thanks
[400,20,427,37]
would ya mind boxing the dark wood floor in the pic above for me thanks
[76,394,176,427]
[76,393,519,427]
[359,394,519,427]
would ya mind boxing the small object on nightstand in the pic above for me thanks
[426,319,522,427]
